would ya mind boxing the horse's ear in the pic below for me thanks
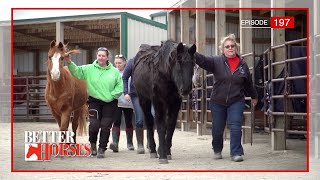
[188,44,196,55]
[50,40,56,48]
[57,42,64,50]
[177,43,184,54]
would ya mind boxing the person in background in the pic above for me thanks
[65,47,123,158]
[194,34,258,162]
[122,55,146,154]
[109,54,134,152]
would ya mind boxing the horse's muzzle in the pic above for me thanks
[51,71,60,81]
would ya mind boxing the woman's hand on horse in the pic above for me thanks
[124,94,131,102]
[65,54,71,63]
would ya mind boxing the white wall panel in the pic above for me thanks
[127,19,167,59]
[14,52,33,74]
[153,16,167,24]
[0,25,10,78]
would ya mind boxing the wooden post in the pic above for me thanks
[196,0,207,136]
[215,0,226,55]
[32,50,40,121]
[271,0,286,150]
[215,0,227,140]
[167,11,176,41]
[239,0,254,144]
[56,22,64,43]
[181,9,190,132]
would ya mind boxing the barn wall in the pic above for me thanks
[152,16,167,25]
[0,25,10,78]
[14,52,33,74]
[174,12,272,56]
[126,18,167,59]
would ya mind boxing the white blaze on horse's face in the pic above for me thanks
[50,52,61,81]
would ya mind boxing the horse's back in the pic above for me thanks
[134,45,160,65]
[133,45,161,99]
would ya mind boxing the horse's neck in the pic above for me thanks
[155,53,171,76]
[47,68,72,96]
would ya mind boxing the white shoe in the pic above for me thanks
[231,155,243,162]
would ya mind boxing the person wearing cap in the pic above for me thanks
[65,47,123,158]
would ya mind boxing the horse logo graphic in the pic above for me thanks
[25,144,42,161]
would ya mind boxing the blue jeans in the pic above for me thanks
[210,99,245,157]
[131,95,144,128]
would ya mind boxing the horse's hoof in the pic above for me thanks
[150,153,158,158]
[167,155,172,160]
[159,158,168,164]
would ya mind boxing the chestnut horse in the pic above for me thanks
[45,40,88,143]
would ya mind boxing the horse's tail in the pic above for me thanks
[77,104,89,136]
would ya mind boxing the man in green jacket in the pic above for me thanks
[65,47,123,158]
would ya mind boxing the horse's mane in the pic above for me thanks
[66,49,80,56]
[48,41,80,57]
[158,40,177,63]
[134,40,181,76]
[154,40,178,74]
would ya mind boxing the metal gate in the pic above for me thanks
[13,75,54,121]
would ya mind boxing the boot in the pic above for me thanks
[97,148,105,158]
[109,128,120,153]
[90,143,97,156]
[135,128,145,154]
[126,128,134,150]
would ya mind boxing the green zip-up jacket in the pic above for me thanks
[68,60,123,103]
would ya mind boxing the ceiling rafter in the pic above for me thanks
[13,18,121,52]
[65,24,119,40]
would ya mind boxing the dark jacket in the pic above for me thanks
[122,58,137,97]
[195,52,257,106]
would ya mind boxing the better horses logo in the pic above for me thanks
[24,131,91,161]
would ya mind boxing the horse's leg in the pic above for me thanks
[60,109,72,143]
[138,96,157,158]
[51,109,61,128]
[48,109,61,157]
[165,93,182,160]
[153,98,168,164]
[72,109,81,144]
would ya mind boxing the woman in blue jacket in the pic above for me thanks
[122,57,146,154]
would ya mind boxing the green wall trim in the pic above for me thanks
[120,13,128,58]
[13,12,123,23]
[122,12,167,30]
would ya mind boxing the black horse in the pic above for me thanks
[133,40,196,164]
